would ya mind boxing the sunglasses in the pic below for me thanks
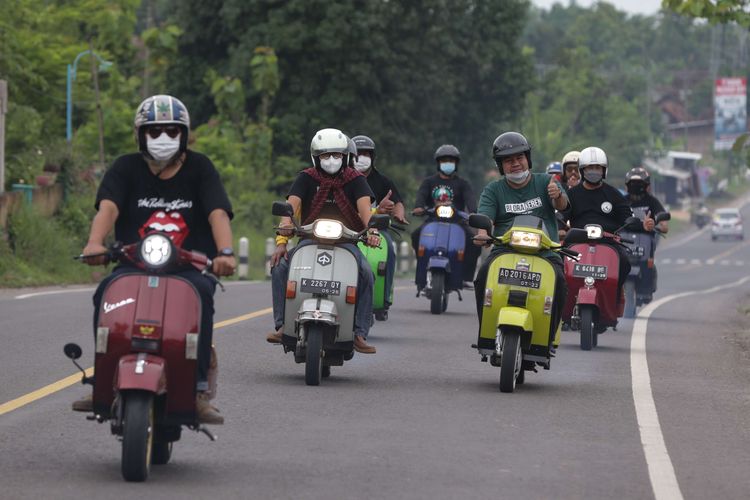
[146,126,181,139]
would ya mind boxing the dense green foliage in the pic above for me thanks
[1,0,748,285]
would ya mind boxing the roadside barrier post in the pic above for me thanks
[399,241,411,274]
[265,237,276,279]
[238,237,249,280]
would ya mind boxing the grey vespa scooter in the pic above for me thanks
[272,201,389,385]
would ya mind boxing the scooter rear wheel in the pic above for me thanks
[499,331,522,393]
[624,279,637,319]
[430,271,445,315]
[305,324,323,386]
[121,391,154,482]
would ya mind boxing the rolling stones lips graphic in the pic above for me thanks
[139,210,189,247]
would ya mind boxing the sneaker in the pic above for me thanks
[266,328,283,344]
[196,392,224,425]
[71,393,93,412]
[354,335,376,354]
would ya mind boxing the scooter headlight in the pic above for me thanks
[140,233,173,268]
[584,225,603,239]
[313,219,344,240]
[436,206,455,218]
[510,230,541,250]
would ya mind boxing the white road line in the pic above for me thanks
[689,259,701,265]
[720,260,730,266]
[631,274,750,500]
[661,258,672,264]
[706,259,715,265]
[675,258,686,265]
[735,260,744,266]
[14,287,96,299]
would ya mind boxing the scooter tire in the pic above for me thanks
[121,391,154,482]
[430,271,445,315]
[580,306,594,351]
[322,365,331,378]
[624,279,637,319]
[499,331,522,393]
[305,324,323,386]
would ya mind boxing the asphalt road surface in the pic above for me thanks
[1,208,750,500]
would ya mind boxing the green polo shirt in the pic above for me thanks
[477,173,566,260]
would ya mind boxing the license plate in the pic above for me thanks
[300,278,341,295]
[629,246,645,257]
[572,263,608,280]
[498,268,542,289]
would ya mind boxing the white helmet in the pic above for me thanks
[310,128,349,170]
[561,150,580,167]
[578,146,608,179]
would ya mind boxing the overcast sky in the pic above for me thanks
[531,0,663,16]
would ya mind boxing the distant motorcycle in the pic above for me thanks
[413,205,468,314]
[562,217,642,350]
[620,212,670,318]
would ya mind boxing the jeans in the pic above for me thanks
[93,265,216,392]
[473,248,567,344]
[271,239,374,338]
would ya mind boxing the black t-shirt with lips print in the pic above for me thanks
[95,151,233,259]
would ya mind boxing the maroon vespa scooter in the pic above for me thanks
[64,232,220,482]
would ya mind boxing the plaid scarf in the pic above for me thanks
[302,167,365,231]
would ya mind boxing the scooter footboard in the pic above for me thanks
[115,353,167,394]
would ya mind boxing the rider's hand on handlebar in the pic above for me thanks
[365,230,381,248]
[270,244,288,267]
[411,207,425,216]
[473,230,492,247]
[212,255,236,277]
[276,221,294,237]
[80,242,109,266]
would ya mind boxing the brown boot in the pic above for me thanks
[266,328,283,344]
[71,393,93,412]
[196,392,224,425]
[354,335,376,354]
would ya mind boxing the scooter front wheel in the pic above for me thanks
[305,324,323,386]
[430,271,445,315]
[580,305,594,351]
[499,331,522,393]
[121,390,154,482]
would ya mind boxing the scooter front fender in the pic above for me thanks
[115,353,167,395]
[297,298,339,326]
[497,306,533,333]
[428,256,450,272]
[576,287,598,307]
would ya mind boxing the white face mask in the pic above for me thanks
[506,169,530,184]
[320,156,343,174]
[147,133,181,164]
[355,156,372,173]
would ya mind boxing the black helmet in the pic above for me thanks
[492,131,532,170]
[346,137,358,168]
[434,144,461,163]
[625,167,651,185]
[352,135,375,166]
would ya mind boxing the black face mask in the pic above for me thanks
[628,183,646,195]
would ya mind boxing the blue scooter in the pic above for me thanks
[414,205,468,314]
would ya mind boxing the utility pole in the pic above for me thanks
[0,80,6,193]
[89,40,106,168]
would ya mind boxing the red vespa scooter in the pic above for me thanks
[64,232,220,482]
[562,219,639,350]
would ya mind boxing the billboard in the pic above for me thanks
[714,77,747,150]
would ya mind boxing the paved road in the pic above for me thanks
[1,212,750,499]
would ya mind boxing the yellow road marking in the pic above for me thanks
[0,367,95,416]
[0,307,273,417]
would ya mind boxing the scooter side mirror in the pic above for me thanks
[272,201,294,217]
[564,228,589,244]
[369,214,391,230]
[655,212,671,223]
[468,214,493,232]
[64,343,82,360]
